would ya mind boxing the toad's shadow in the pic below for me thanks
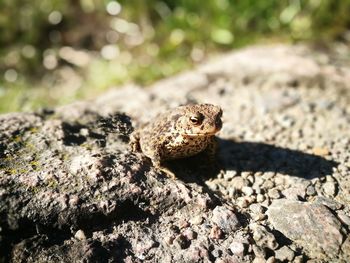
[167,139,338,183]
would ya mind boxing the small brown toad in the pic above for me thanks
[130,104,223,176]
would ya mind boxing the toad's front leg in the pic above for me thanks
[148,146,176,179]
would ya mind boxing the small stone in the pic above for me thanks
[293,255,304,263]
[231,177,248,190]
[183,229,197,240]
[282,187,306,201]
[252,258,265,263]
[74,229,86,241]
[224,170,237,180]
[229,241,246,257]
[274,176,285,186]
[164,235,175,245]
[211,248,222,258]
[262,179,274,189]
[188,245,210,262]
[267,188,281,199]
[337,211,350,227]
[262,172,275,180]
[236,197,251,208]
[252,244,266,259]
[251,224,278,250]
[256,194,265,203]
[242,186,254,196]
[173,234,190,249]
[322,181,337,197]
[313,196,343,210]
[312,147,329,156]
[275,246,295,262]
[249,203,265,214]
[252,185,262,194]
[210,225,223,239]
[241,171,252,179]
[190,215,203,225]
[306,185,316,196]
[211,206,240,233]
[179,220,190,229]
[266,256,276,263]
[254,176,265,187]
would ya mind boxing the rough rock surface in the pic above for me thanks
[1,44,350,262]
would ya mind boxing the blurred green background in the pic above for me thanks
[0,0,349,113]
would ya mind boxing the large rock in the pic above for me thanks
[1,45,350,262]
[267,199,344,259]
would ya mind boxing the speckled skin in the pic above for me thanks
[130,104,223,170]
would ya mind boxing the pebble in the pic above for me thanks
[252,245,266,259]
[306,185,316,196]
[183,229,197,240]
[293,255,304,263]
[164,235,175,245]
[210,225,223,240]
[231,177,248,190]
[241,171,252,179]
[256,194,265,203]
[266,256,276,263]
[282,187,306,201]
[242,186,254,196]
[267,188,281,199]
[189,215,203,225]
[254,176,264,187]
[229,241,246,257]
[173,234,190,249]
[313,196,343,210]
[251,224,278,250]
[337,211,350,227]
[252,258,266,263]
[211,206,240,233]
[262,179,274,189]
[236,197,251,208]
[274,246,295,262]
[322,181,337,197]
[74,229,86,240]
[312,147,330,156]
[224,170,237,180]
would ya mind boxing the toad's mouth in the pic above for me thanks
[182,132,218,137]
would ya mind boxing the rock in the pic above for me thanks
[322,181,337,197]
[74,230,86,241]
[274,246,295,262]
[210,225,224,240]
[306,185,316,196]
[337,211,350,227]
[251,223,278,250]
[267,199,344,259]
[229,241,246,257]
[1,44,349,262]
[189,215,203,225]
[267,188,281,199]
[312,196,343,210]
[173,234,190,250]
[211,206,240,233]
[312,147,330,156]
[242,186,254,196]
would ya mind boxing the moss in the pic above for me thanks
[47,179,58,189]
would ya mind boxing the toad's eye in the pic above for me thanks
[189,113,203,125]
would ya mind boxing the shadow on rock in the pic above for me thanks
[218,139,338,179]
[163,138,338,183]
